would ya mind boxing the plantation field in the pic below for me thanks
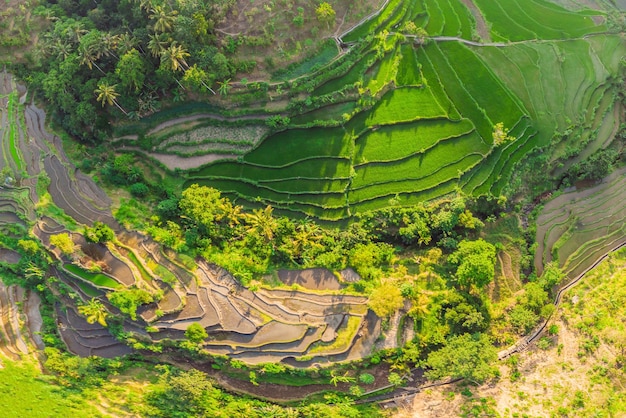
[472,0,605,41]
[121,0,622,221]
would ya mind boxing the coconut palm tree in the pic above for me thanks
[94,82,128,115]
[150,5,178,33]
[160,42,189,72]
[78,298,108,327]
[245,205,278,243]
[147,33,169,58]
[78,43,105,74]
[217,78,231,96]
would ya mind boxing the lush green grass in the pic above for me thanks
[350,178,458,214]
[396,44,421,86]
[64,263,123,289]
[349,152,483,203]
[258,177,349,193]
[424,0,445,36]
[190,178,348,208]
[416,46,461,120]
[423,43,492,141]
[5,92,24,172]
[0,360,102,418]
[354,118,474,164]
[366,87,447,126]
[273,39,339,81]
[313,52,376,96]
[244,127,352,166]
[440,42,524,129]
[189,157,352,181]
[352,130,485,188]
[473,0,604,41]
[290,101,357,125]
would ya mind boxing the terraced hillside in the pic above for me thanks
[116,0,624,221]
[0,73,390,365]
[535,167,626,279]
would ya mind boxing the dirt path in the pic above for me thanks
[460,0,491,42]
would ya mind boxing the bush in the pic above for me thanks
[359,373,375,385]
[130,182,149,198]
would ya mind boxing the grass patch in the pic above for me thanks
[244,127,352,166]
[308,316,361,354]
[64,263,122,289]
[0,360,101,418]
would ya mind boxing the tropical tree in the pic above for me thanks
[148,32,169,57]
[50,233,76,256]
[316,2,336,28]
[116,49,146,91]
[78,298,108,327]
[368,282,404,318]
[329,370,356,386]
[150,5,178,33]
[245,205,278,243]
[217,78,231,96]
[160,42,189,72]
[94,82,128,115]
[425,333,498,384]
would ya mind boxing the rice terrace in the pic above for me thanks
[0,0,624,416]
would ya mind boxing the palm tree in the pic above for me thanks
[117,33,138,55]
[78,298,108,327]
[245,205,278,243]
[329,371,356,386]
[53,39,72,60]
[78,44,105,74]
[150,5,177,33]
[70,21,87,43]
[217,78,231,96]
[147,33,169,58]
[160,42,189,72]
[94,82,128,115]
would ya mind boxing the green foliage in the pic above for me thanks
[315,2,336,28]
[508,305,538,334]
[50,233,76,256]
[368,283,404,318]
[0,358,101,417]
[425,333,498,384]
[358,373,375,385]
[84,221,115,243]
[449,239,497,290]
[185,323,208,344]
[107,287,154,320]
[130,182,150,198]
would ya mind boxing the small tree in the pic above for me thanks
[368,282,404,318]
[78,298,108,327]
[425,333,498,384]
[50,233,76,256]
[84,221,115,243]
[185,323,208,344]
[492,122,515,146]
[316,2,336,29]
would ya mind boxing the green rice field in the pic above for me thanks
[138,0,622,221]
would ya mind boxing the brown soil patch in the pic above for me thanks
[277,268,342,290]
[460,0,491,42]
[127,147,238,171]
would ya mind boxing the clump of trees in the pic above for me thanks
[23,0,248,143]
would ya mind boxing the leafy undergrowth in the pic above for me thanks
[408,247,626,417]
[0,359,102,418]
